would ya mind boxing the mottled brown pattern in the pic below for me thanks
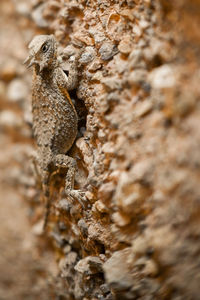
[25,34,84,229]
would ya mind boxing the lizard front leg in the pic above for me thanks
[65,56,79,91]
[58,49,83,91]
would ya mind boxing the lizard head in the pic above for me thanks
[24,35,58,72]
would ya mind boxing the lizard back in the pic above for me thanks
[32,67,78,156]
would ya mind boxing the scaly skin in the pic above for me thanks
[24,35,85,230]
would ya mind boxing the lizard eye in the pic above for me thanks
[41,43,49,53]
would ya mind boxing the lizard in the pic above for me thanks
[24,34,85,230]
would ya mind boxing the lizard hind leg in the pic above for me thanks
[54,154,86,208]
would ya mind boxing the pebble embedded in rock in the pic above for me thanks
[118,36,133,55]
[149,64,176,89]
[0,62,17,82]
[74,256,103,275]
[103,248,133,291]
[79,46,96,64]
[7,79,28,103]
[0,110,22,129]
[88,59,102,72]
[99,42,118,61]
[94,200,109,213]
[112,211,131,227]
[31,3,48,28]
[62,45,76,58]
[128,69,148,85]
[102,76,122,91]
[134,100,153,117]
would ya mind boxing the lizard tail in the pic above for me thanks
[42,171,51,231]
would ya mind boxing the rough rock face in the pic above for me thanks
[1,0,200,299]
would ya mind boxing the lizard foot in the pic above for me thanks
[66,189,87,209]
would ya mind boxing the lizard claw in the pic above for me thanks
[66,189,87,209]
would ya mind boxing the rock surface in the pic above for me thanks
[1,0,200,299]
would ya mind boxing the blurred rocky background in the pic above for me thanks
[1,0,200,299]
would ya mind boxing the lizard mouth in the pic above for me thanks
[23,55,36,68]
